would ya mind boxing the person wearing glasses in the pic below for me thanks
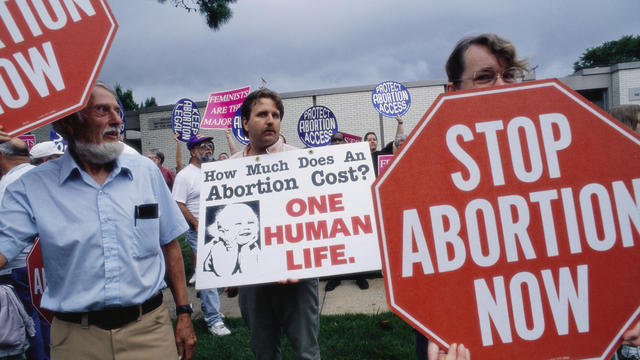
[445,33,527,93]
[0,83,196,359]
[419,33,528,360]
[172,134,232,337]
[426,32,640,360]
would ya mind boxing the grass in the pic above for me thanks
[176,236,416,359]
[189,313,416,360]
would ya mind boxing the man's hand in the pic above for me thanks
[622,320,640,346]
[428,341,470,360]
[175,314,196,360]
[277,278,300,284]
[161,239,196,359]
[0,125,10,143]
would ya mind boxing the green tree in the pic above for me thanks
[573,34,640,71]
[141,97,158,108]
[114,84,139,111]
[158,0,236,30]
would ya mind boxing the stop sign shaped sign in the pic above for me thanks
[373,79,640,359]
[1,0,117,136]
[26,237,53,324]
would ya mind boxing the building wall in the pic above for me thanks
[21,62,639,172]
[138,82,446,171]
[617,67,640,105]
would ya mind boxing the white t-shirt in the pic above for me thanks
[172,163,202,218]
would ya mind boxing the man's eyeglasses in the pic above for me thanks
[330,135,345,144]
[92,104,122,118]
[197,142,214,150]
[459,67,525,86]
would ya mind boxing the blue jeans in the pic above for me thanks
[185,229,223,326]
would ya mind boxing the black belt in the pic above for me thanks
[55,292,163,330]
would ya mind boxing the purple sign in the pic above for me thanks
[297,105,338,147]
[371,81,411,117]
[116,96,126,134]
[231,107,249,146]
[172,98,201,142]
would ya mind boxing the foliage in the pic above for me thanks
[186,313,416,360]
[114,84,138,111]
[141,97,158,109]
[114,84,158,111]
[573,34,640,71]
[158,0,237,30]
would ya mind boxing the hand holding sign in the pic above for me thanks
[195,142,380,289]
[374,79,640,360]
[0,125,9,143]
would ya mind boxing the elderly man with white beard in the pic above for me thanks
[0,82,196,360]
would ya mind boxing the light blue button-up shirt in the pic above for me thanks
[0,151,188,312]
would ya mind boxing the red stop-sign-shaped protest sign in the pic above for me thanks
[1,0,117,136]
[373,79,640,359]
[26,237,53,324]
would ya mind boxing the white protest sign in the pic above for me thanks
[195,142,381,288]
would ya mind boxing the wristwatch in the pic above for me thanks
[176,304,193,316]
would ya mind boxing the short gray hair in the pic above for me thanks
[51,81,117,141]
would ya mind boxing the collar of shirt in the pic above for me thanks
[0,151,188,312]
[237,138,297,158]
[59,150,134,186]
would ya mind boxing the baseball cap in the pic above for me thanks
[29,141,64,159]
[186,134,214,150]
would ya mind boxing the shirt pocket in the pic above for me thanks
[132,218,160,258]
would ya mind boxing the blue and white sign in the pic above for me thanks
[297,105,338,147]
[172,98,201,142]
[49,130,67,152]
[116,96,126,134]
[232,107,249,146]
[371,81,411,117]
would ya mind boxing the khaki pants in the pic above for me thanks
[51,304,178,360]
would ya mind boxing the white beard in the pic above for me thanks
[74,141,124,164]
[196,151,214,163]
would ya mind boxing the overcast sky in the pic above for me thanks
[99,0,640,106]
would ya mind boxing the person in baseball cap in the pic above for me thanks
[186,134,214,150]
[29,141,64,165]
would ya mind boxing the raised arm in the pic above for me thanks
[395,115,405,137]
[174,133,184,172]
[225,128,238,155]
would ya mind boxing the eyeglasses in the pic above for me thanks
[197,142,214,150]
[331,136,345,144]
[91,104,122,118]
[459,67,525,86]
